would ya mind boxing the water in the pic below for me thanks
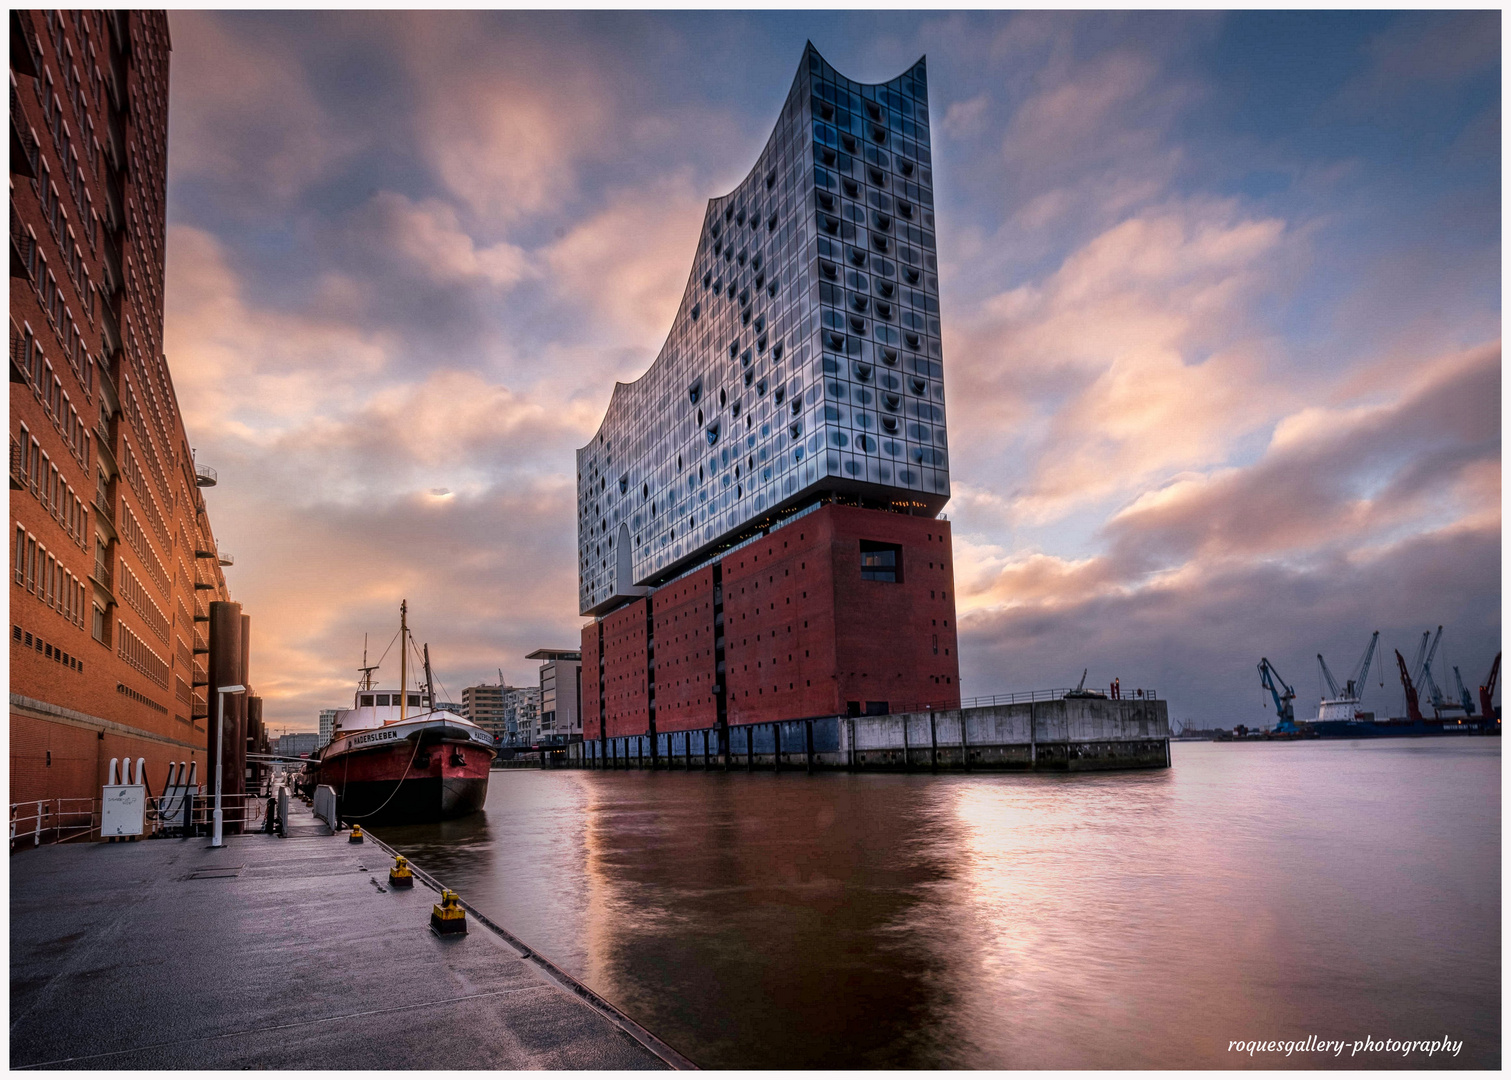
[376,740,1500,1069]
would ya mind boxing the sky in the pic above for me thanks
[157,11,1502,734]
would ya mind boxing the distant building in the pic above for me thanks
[462,684,508,741]
[434,701,464,715]
[527,649,582,744]
[318,708,339,747]
[276,732,321,758]
[506,686,542,744]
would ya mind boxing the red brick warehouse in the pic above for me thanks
[10,11,260,831]
[577,45,959,765]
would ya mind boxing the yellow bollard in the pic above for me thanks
[430,888,467,935]
[389,854,414,887]
[348,825,364,844]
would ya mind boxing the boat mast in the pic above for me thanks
[399,599,408,722]
[358,633,379,692]
[423,643,436,713]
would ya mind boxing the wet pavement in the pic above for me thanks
[9,799,680,1070]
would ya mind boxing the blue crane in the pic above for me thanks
[1258,657,1296,729]
[1452,666,1476,717]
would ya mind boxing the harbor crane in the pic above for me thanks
[1407,630,1432,689]
[1318,631,1379,702]
[1480,653,1500,722]
[1452,667,1476,717]
[1258,657,1296,728]
[1417,626,1468,718]
[1395,649,1424,722]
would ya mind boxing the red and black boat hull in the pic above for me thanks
[318,724,494,825]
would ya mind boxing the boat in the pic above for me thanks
[317,601,496,824]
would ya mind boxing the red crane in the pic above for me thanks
[1395,649,1423,722]
[1479,653,1500,723]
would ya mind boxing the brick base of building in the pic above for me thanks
[583,503,962,744]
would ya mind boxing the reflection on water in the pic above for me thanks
[376,741,1500,1069]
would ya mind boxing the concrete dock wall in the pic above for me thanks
[565,696,1170,772]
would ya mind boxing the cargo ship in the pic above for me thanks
[1256,631,1500,740]
[317,601,496,824]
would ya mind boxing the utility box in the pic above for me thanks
[101,785,146,837]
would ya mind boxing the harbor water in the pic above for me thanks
[375,739,1500,1069]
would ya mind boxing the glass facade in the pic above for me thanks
[578,44,947,616]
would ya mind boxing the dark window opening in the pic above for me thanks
[860,540,902,583]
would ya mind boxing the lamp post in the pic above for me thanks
[211,683,247,849]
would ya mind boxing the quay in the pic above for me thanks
[563,695,1171,772]
[9,799,690,1070]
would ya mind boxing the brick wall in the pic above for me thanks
[583,504,962,738]
[649,566,717,733]
[600,598,649,738]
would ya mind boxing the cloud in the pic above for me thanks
[540,172,710,352]
[948,201,1292,523]
[390,13,614,225]
[357,193,531,289]
[167,12,359,208]
[153,13,1497,732]
[953,338,1500,722]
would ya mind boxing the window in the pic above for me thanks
[375,694,390,706]
[14,526,26,584]
[359,694,374,707]
[408,694,421,708]
[860,540,902,582]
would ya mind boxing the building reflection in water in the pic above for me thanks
[376,743,1500,1070]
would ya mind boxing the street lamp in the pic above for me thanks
[211,683,247,849]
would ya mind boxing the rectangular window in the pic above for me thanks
[859,540,902,582]
[92,603,107,644]
[15,526,26,584]
[26,537,37,592]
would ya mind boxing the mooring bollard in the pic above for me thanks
[431,889,467,935]
[348,825,364,844]
[389,854,414,888]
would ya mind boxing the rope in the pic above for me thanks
[341,723,428,822]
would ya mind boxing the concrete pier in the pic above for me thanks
[570,696,1171,772]
[9,800,687,1070]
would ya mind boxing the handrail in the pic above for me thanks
[10,798,99,849]
[881,687,1160,716]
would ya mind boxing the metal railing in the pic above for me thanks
[10,85,39,178]
[147,792,268,837]
[10,437,27,490]
[11,791,273,849]
[883,687,1161,716]
[10,799,99,849]
[194,462,217,487]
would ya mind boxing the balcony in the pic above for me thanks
[11,12,40,78]
[193,575,215,592]
[90,558,113,594]
[10,84,38,180]
[11,203,36,280]
[192,633,208,655]
[10,437,24,490]
[194,462,217,488]
[216,551,234,567]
